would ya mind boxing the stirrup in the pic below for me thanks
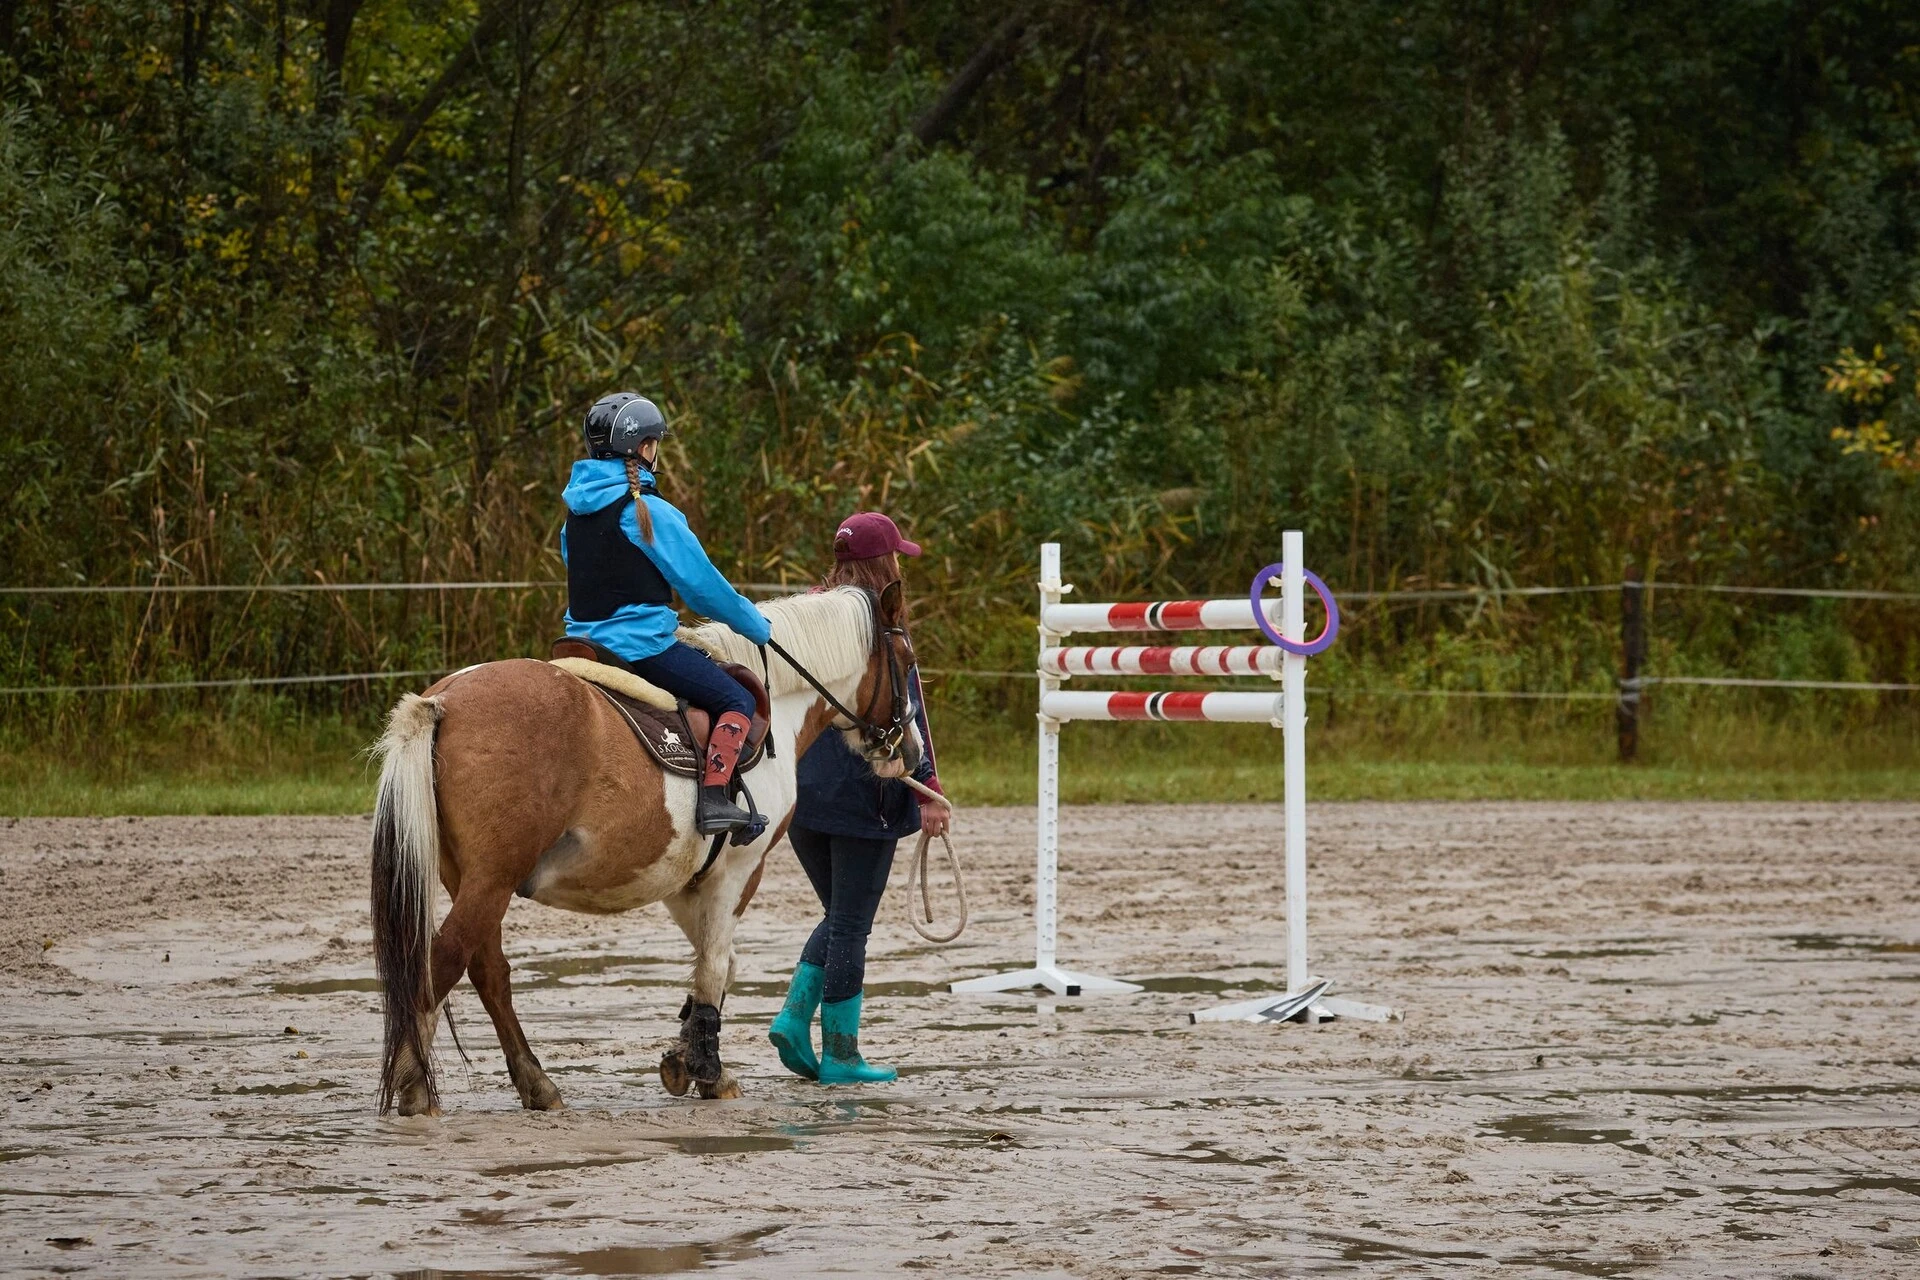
[695,784,752,835]
[729,779,767,846]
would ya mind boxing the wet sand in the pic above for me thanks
[2,803,1917,1277]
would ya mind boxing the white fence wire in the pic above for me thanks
[4,576,1917,697]
[0,670,456,697]
[917,672,1917,696]
[0,580,807,596]
[7,577,1920,602]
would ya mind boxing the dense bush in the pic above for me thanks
[2,2,1918,732]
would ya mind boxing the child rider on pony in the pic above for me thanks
[561,392,771,838]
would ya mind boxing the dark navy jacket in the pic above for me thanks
[560,459,771,661]
[792,667,939,841]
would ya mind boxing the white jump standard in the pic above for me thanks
[950,533,1398,1025]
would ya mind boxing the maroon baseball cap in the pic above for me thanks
[834,512,922,561]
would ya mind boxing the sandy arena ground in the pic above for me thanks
[1,802,1917,1277]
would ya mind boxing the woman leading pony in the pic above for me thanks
[768,513,948,1085]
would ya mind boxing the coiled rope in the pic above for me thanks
[899,776,967,943]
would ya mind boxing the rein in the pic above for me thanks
[762,621,912,760]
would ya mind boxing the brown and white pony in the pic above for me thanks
[368,585,919,1115]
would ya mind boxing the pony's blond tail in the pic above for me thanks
[370,692,444,1114]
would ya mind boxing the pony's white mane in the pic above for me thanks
[683,587,875,697]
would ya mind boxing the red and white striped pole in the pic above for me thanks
[1043,597,1272,634]
[1039,690,1282,723]
[1043,644,1281,678]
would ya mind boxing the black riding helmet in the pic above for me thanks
[583,392,669,460]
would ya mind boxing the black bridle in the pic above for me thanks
[761,592,915,763]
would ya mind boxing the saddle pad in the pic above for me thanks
[552,659,769,781]
[549,657,678,712]
[589,682,705,776]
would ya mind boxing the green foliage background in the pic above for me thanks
[3,1,1920,758]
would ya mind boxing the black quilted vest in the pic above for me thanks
[565,492,673,621]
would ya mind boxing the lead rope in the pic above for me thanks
[899,775,967,943]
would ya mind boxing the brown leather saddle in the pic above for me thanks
[550,638,772,778]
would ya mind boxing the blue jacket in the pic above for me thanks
[560,459,771,661]
[793,667,940,841]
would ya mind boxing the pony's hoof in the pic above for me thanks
[522,1075,565,1111]
[660,1048,692,1097]
[394,1084,437,1117]
[696,1069,743,1100]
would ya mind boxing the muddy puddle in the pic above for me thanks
[2,803,1917,1276]
[376,1225,780,1278]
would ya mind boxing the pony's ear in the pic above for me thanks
[879,579,906,626]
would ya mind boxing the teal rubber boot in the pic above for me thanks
[817,992,897,1085]
[767,962,825,1080]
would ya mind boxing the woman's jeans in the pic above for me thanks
[626,640,755,720]
[789,827,896,1004]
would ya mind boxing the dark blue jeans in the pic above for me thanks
[626,641,755,720]
[790,827,896,1004]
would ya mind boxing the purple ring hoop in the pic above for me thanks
[1250,563,1340,656]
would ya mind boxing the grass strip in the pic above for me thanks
[4,716,1914,815]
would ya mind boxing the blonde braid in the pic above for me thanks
[624,457,655,543]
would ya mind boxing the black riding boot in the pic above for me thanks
[695,784,753,835]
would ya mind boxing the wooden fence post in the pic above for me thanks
[1617,571,1647,762]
